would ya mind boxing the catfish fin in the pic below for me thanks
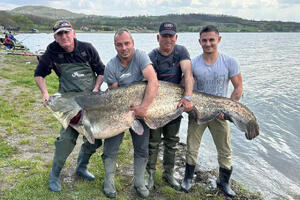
[131,120,144,135]
[190,108,220,125]
[144,107,184,129]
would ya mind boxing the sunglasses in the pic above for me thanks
[56,31,70,36]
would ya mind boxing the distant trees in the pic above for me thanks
[2,8,300,33]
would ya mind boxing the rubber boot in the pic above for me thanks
[180,163,195,193]
[103,157,117,198]
[146,128,160,190]
[145,169,155,190]
[163,170,181,190]
[49,161,63,192]
[75,150,95,181]
[49,136,76,192]
[163,134,180,190]
[134,157,149,198]
[217,167,236,198]
[161,121,181,190]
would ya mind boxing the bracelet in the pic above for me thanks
[183,96,192,101]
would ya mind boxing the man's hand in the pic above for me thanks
[92,88,99,93]
[130,105,148,118]
[42,93,50,107]
[177,98,193,112]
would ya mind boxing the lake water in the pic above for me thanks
[16,32,300,200]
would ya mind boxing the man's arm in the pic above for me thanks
[230,73,243,101]
[130,64,159,118]
[92,75,104,92]
[178,59,194,112]
[219,73,242,121]
[34,76,49,106]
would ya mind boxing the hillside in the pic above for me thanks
[1,6,300,32]
[11,6,86,19]
[0,10,55,32]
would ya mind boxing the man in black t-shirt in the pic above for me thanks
[34,20,105,193]
[146,22,194,190]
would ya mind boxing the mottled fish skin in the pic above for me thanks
[46,81,259,143]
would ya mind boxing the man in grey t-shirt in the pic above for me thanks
[181,25,243,198]
[102,29,158,199]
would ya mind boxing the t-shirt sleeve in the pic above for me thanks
[34,50,52,78]
[104,60,117,85]
[138,50,152,71]
[228,57,240,78]
[178,45,191,61]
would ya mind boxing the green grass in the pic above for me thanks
[0,136,18,159]
[0,53,262,200]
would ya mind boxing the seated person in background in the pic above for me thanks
[9,32,16,42]
[3,36,14,49]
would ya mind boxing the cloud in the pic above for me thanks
[278,0,300,4]
[0,0,300,21]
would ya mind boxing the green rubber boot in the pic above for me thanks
[75,150,95,181]
[134,157,149,198]
[163,122,181,190]
[49,162,63,192]
[103,157,117,198]
[49,135,75,192]
[145,169,155,190]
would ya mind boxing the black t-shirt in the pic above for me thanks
[149,44,190,84]
[34,39,105,78]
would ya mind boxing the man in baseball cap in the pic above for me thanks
[35,19,105,192]
[146,21,194,191]
[159,21,177,35]
[53,20,73,35]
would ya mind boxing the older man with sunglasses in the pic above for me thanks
[34,20,105,192]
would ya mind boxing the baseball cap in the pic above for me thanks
[53,20,73,35]
[159,22,177,35]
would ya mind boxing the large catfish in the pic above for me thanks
[46,81,259,144]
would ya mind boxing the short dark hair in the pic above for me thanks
[200,25,219,36]
[114,29,133,42]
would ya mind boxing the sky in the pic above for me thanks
[1,0,300,22]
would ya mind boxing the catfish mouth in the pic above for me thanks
[70,110,82,125]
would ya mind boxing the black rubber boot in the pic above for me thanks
[75,150,95,181]
[180,163,195,193]
[217,167,236,198]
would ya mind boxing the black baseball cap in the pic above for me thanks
[159,22,177,35]
[53,20,73,34]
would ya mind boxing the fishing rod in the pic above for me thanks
[18,35,32,43]
[0,51,42,57]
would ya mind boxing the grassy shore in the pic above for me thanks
[0,51,263,200]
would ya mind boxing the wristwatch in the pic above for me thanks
[183,96,192,101]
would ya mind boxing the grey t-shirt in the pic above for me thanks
[104,49,152,87]
[191,53,240,97]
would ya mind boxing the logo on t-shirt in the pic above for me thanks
[120,73,132,79]
[72,72,85,78]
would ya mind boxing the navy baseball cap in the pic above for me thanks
[159,22,177,35]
